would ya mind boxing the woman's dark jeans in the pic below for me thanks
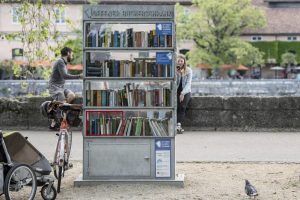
[177,92,191,123]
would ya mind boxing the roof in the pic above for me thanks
[264,0,300,2]
[243,0,300,35]
[6,0,192,5]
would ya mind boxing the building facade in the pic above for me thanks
[0,0,299,62]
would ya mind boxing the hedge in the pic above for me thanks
[250,41,300,64]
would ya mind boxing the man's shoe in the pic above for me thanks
[49,123,60,131]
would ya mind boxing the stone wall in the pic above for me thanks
[1,96,300,131]
[0,97,82,130]
[183,96,300,131]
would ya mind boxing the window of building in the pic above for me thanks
[251,36,263,41]
[54,7,65,24]
[12,7,21,24]
[12,48,24,59]
[287,36,297,41]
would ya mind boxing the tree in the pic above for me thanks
[3,0,73,64]
[281,52,297,68]
[63,29,83,65]
[176,0,266,73]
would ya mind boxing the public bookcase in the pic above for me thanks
[75,3,184,186]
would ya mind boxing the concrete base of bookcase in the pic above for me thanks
[74,174,185,188]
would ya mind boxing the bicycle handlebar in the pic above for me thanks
[48,100,82,113]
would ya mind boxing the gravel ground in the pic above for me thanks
[1,161,300,200]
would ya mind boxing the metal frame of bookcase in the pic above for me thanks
[75,3,184,187]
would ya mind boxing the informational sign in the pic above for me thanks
[156,23,172,36]
[156,52,172,65]
[155,139,171,178]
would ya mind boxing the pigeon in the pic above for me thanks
[245,179,258,198]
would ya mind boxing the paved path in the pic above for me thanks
[13,130,300,162]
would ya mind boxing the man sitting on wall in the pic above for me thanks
[48,47,82,130]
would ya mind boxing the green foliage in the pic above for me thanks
[88,0,101,4]
[250,41,279,62]
[41,67,52,80]
[63,29,83,65]
[225,39,265,67]
[278,42,300,63]
[281,52,297,67]
[26,93,33,97]
[0,60,14,74]
[250,41,300,63]
[12,63,22,78]
[4,0,72,64]
[176,0,266,68]
[40,90,50,97]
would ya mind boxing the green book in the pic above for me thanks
[135,117,142,136]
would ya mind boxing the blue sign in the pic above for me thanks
[156,52,172,65]
[156,23,172,35]
[155,139,171,150]
[155,139,171,178]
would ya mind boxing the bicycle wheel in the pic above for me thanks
[56,166,63,193]
[41,183,57,200]
[4,164,37,200]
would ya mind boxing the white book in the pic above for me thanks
[116,118,122,135]
[120,32,124,48]
[127,118,133,136]
[148,119,156,136]
[152,120,162,137]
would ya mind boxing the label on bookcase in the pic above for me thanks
[84,5,174,20]
[156,23,172,36]
[155,139,171,178]
[156,52,172,65]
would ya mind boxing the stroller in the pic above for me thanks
[0,130,57,200]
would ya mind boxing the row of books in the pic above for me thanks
[87,115,171,136]
[86,28,173,48]
[87,115,123,136]
[86,87,171,107]
[86,59,171,78]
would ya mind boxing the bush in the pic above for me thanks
[250,41,300,64]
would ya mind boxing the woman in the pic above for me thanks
[176,54,192,133]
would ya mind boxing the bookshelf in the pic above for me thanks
[76,3,184,186]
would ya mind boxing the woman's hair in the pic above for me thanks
[177,54,187,73]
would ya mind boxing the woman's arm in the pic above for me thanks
[181,68,193,95]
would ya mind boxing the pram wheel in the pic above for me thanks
[41,183,57,200]
[4,164,37,200]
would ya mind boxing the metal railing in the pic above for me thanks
[191,79,300,96]
[1,79,300,97]
[0,80,83,98]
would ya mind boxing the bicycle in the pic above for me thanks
[47,101,82,193]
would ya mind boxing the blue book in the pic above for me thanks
[101,91,107,106]
[113,60,120,77]
[151,64,158,77]
[159,35,165,47]
[114,31,120,47]
[92,119,96,135]
[153,35,158,47]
